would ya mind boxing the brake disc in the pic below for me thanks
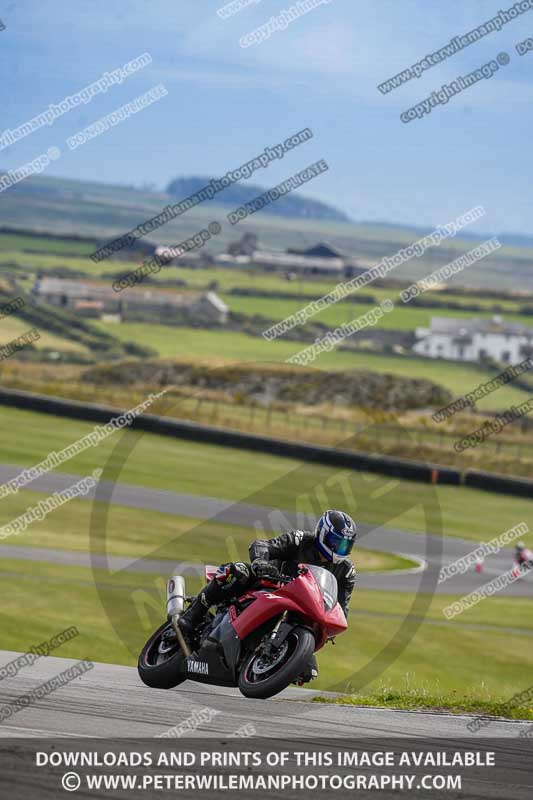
[252,640,289,675]
[158,630,177,655]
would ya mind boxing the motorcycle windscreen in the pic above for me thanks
[304,564,338,611]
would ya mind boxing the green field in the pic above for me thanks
[0,232,96,257]
[223,292,533,332]
[93,321,532,410]
[0,248,115,281]
[314,587,533,716]
[1,405,532,546]
[0,314,87,353]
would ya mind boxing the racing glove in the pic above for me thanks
[251,559,279,579]
[214,562,250,587]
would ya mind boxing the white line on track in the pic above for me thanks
[0,724,98,737]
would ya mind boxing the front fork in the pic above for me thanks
[263,611,288,656]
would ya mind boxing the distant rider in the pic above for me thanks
[515,542,533,570]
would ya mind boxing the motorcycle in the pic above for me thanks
[138,563,347,699]
[512,557,533,578]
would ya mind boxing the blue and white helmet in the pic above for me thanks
[315,510,357,563]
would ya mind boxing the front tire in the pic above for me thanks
[138,621,187,689]
[238,626,315,699]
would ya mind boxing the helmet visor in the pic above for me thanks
[325,530,354,557]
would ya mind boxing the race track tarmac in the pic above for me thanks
[0,652,529,739]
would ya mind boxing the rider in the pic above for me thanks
[515,542,533,568]
[178,509,357,677]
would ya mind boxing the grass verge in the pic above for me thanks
[312,688,533,721]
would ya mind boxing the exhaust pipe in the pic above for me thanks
[166,576,191,658]
[166,576,186,618]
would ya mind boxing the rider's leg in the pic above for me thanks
[177,582,216,637]
[179,562,252,639]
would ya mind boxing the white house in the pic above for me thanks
[413,315,533,364]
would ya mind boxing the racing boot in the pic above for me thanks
[178,576,225,641]
[178,590,211,644]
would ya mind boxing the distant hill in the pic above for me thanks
[0,174,532,291]
[166,175,350,223]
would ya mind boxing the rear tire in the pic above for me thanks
[138,621,187,689]
[238,626,315,699]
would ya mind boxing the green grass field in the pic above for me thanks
[1,405,532,546]
[0,232,96,257]
[0,314,87,353]
[223,293,533,332]
[93,321,531,410]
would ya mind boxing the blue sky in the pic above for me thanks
[1,0,532,234]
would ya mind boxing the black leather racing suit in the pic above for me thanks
[249,530,356,618]
[199,530,356,618]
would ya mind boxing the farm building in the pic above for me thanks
[217,236,363,277]
[32,277,229,324]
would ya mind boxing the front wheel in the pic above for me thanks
[238,626,315,699]
[138,620,187,689]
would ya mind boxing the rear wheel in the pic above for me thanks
[138,621,187,689]
[238,626,315,699]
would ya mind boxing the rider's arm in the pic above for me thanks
[337,561,357,618]
[249,530,307,563]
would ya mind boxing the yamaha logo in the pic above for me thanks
[187,660,209,675]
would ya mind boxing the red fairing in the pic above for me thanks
[231,566,348,650]
[205,565,218,582]
[321,604,347,646]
